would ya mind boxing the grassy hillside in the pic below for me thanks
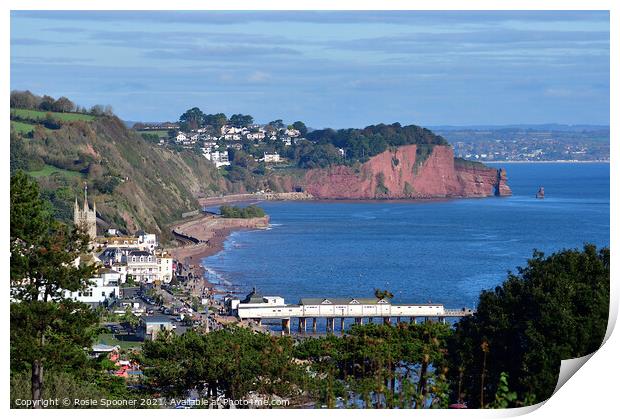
[10,121,35,135]
[11,115,230,240]
[11,108,96,122]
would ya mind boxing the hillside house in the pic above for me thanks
[246,132,265,140]
[263,152,281,163]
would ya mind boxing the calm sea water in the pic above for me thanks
[203,163,609,311]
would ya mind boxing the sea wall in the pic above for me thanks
[303,145,511,199]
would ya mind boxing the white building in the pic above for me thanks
[175,132,187,143]
[136,231,158,251]
[221,126,243,135]
[263,152,281,163]
[63,268,121,307]
[155,251,174,283]
[127,250,159,283]
[284,128,301,138]
[204,150,230,167]
[223,133,241,141]
[246,132,265,140]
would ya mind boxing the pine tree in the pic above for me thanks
[10,171,98,406]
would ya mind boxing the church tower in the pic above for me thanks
[74,184,97,240]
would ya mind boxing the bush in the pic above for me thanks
[219,205,266,218]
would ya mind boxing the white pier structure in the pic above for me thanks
[229,289,474,335]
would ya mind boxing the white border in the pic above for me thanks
[2,1,616,418]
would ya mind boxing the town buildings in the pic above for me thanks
[142,121,301,168]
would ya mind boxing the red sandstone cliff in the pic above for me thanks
[303,145,511,199]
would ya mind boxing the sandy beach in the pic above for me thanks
[167,213,270,291]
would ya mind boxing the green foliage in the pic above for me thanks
[10,171,95,302]
[229,113,254,128]
[27,164,83,179]
[293,141,344,169]
[121,307,140,329]
[488,372,517,408]
[307,122,447,165]
[11,102,225,237]
[448,245,609,407]
[375,172,389,197]
[219,204,266,219]
[269,119,285,129]
[295,322,453,408]
[204,113,228,130]
[140,132,161,143]
[414,144,434,173]
[10,171,100,402]
[11,371,113,408]
[292,120,308,136]
[140,327,304,402]
[11,120,36,135]
[93,176,121,194]
[11,107,95,122]
[10,131,44,174]
[179,107,206,131]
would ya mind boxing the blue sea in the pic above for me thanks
[203,163,609,314]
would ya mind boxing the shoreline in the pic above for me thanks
[168,214,270,293]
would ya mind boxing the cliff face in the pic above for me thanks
[303,145,511,199]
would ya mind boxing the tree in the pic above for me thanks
[229,114,254,128]
[448,245,609,407]
[10,90,39,109]
[10,171,98,406]
[204,113,228,131]
[140,327,303,403]
[179,107,206,131]
[292,121,308,136]
[269,119,285,130]
[51,96,75,113]
[38,95,55,111]
[90,104,104,116]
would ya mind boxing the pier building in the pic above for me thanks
[230,289,474,335]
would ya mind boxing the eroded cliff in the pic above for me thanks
[303,145,511,199]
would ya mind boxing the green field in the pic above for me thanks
[138,129,170,138]
[11,108,96,122]
[10,120,36,135]
[27,164,83,179]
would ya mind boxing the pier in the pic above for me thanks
[227,290,475,335]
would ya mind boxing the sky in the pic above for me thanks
[10,11,610,128]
